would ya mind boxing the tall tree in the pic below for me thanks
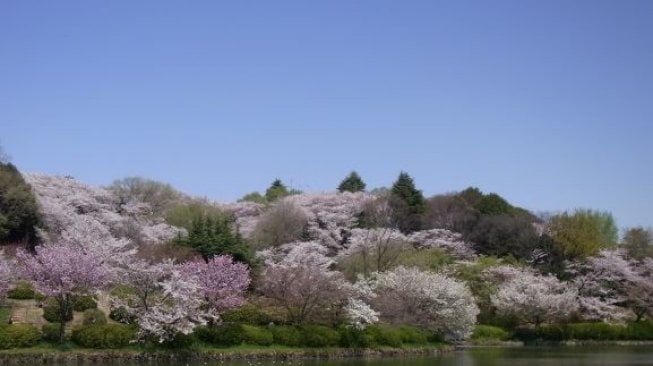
[0,162,41,246]
[622,227,653,260]
[390,172,425,233]
[549,209,618,260]
[338,171,366,193]
[265,179,289,202]
[183,214,252,265]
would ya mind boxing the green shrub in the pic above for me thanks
[71,324,137,348]
[221,304,275,325]
[338,326,371,348]
[396,325,429,344]
[109,306,137,324]
[161,333,194,349]
[269,325,302,347]
[626,321,653,340]
[42,323,62,342]
[42,299,73,323]
[0,324,41,349]
[82,309,107,325]
[300,325,340,347]
[567,323,626,340]
[365,325,403,347]
[471,325,510,341]
[195,323,243,347]
[73,296,97,311]
[7,281,36,300]
[240,325,273,346]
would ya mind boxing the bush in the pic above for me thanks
[365,325,403,347]
[567,323,626,341]
[43,299,73,323]
[300,325,340,347]
[240,325,273,346]
[221,304,276,325]
[161,333,194,349]
[269,325,302,347]
[7,281,36,300]
[396,325,429,344]
[73,296,97,311]
[109,306,137,324]
[42,323,62,342]
[338,326,371,348]
[250,200,308,248]
[82,309,107,325]
[513,322,653,343]
[194,323,243,347]
[71,324,137,348]
[0,324,41,349]
[471,325,510,341]
[626,321,653,340]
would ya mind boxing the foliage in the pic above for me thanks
[165,200,226,231]
[108,176,180,215]
[238,192,267,204]
[7,281,37,300]
[396,325,429,344]
[394,247,454,272]
[300,325,340,347]
[42,298,73,323]
[269,325,302,346]
[82,309,108,325]
[337,228,410,278]
[476,193,514,216]
[194,323,243,347]
[180,213,252,264]
[390,172,425,233]
[71,324,138,348]
[240,324,274,346]
[622,227,653,260]
[513,321,653,342]
[549,209,618,259]
[338,326,371,348]
[221,304,277,325]
[467,214,539,259]
[73,295,98,311]
[365,324,403,347]
[265,179,290,202]
[0,324,41,349]
[338,171,366,193]
[41,323,62,342]
[471,325,511,341]
[0,163,41,245]
[372,266,479,341]
[250,200,308,248]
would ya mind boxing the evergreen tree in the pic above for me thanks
[391,172,425,213]
[183,214,253,265]
[0,162,41,247]
[265,179,289,202]
[337,171,366,193]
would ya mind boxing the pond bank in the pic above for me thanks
[0,345,455,364]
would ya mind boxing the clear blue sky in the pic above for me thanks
[2,1,652,230]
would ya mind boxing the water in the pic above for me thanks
[71,346,653,366]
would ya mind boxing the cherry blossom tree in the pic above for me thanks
[371,266,479,341]
[338,228,409,277]
[180,256,250,315]
[0,253,13,300]
[490,268,577,326]
[17,242,111,343]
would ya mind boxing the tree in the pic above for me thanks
[0,253,13,300]
[338,171,366,193]
[490,268,577,326]
[390,172,425,233]
[17,242,111,343]
[622,227,653,260]
[182,213,252,265]
[549,209,618,259]
[371,266,479,341]
[250,200,308,248]
[258,263,343,324]
[476,193,514,216]
[109,177,180,215]
[338,228,410,278]
[467,214,539,259]
[238,192,267,204]
[0,162,41,246]
[265,179,290,202]
[180,256,250,315]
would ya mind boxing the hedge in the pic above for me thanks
[0,324,41,349]
[240,324,273,346]
[71,324,137,348]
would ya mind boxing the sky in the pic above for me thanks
[1,1,652,230]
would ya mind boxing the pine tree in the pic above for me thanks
[337,171,366,193]
[391,172,425,213]
[265,179,289,202]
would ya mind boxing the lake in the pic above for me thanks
[49,346,652,366]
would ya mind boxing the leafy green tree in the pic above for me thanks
[476,193,514,216]
[265,179,289,202]
[337,171,366,193]
[549,209,618,259]
[622,227,653,260]
[468,214,539,259]
[0,162,41,246]
[109,176,180,215]
[182,213,253,265]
